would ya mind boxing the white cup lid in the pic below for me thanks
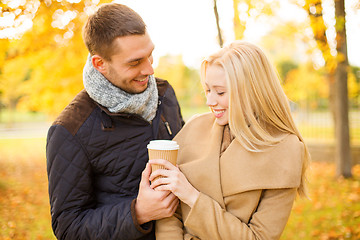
[147,140,179,150]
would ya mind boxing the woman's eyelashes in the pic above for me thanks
[204,89,225,96]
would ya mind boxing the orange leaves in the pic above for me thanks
[0,138,54,239]
[0,140,360,239]
[283,63,328,108]
[0,0,112,117]
[155,55,204,108]
[281,161,360,239]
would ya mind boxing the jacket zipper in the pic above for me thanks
[161,114,173,136]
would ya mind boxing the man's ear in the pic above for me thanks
[91,55,107,74]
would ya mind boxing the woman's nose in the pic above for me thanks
[206,93,217,107]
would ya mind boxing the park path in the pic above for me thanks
[0,122,51,139]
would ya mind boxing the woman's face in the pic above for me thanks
[204,64,229,125]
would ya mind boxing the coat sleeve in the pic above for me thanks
[155,205,184,239]
[183,188,297,240]
[46,125,152,240]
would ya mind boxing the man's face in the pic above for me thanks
[99,31,155,94]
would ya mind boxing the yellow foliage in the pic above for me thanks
[283,64,328,108]
[232,0,279,40]
[0,39,9,69]
[0,55,30,107]
[348,71,359,100]
[155,55,203,107]
[0,0,111,117]
[156,55,187,96]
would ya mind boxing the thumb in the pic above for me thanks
[140,163,151,187]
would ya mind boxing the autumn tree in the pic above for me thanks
[0,0,111,118]
[333,0,351,177]
[213,0,223,47]
[232,0,278,40]
[155,54,204,109]
[302,0,352,177]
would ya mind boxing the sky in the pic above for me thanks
[115,0,360,68]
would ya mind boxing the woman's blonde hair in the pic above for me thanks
[201,41,310,197]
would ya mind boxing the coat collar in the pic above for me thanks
[220,134,303,196]
[175,113,226,208]
[175,113,303,204]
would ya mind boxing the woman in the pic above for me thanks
[149,41,310,240]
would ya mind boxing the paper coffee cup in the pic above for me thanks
[147,140,179,181]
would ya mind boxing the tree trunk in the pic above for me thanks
[334,0,352,178]
[213,0,223,48]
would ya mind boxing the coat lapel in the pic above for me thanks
[175,112,303,206]
[175,114,226,208]
[220,134,303,196]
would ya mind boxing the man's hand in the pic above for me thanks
[135,163,179,225]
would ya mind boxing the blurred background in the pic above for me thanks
[0,0,359,239]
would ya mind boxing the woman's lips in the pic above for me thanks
[211,109,225,118]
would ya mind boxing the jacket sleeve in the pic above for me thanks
[182,188,297,240]
[46,125,152,240]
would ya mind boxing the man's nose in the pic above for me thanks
[141,58,154,76]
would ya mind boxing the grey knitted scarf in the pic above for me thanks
[83,55,158,122]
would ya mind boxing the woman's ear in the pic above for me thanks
[91,55,106,74]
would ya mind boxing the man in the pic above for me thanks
[46,3,184,239]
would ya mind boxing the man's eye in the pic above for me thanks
[129,61,140,67]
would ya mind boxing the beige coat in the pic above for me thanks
[155,113,304,240]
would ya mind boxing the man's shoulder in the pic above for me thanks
[155,77,170,97]
[52,89,97,136]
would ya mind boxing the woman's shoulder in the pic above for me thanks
[276,133,304,154]
[221,133,304,194]
[179,112,214,132]
[173,112,214,143]
[186,112,213,124]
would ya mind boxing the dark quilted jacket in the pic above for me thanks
[46,79,184,240]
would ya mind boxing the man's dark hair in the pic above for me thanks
[83,3,146,60]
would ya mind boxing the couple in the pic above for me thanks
[46,3,310,240]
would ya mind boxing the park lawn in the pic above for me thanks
[0,138,54,240]
[0,138,359,239]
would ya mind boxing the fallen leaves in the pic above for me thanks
[0,139,359,240]
[282,162,360,240]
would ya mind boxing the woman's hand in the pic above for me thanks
[149,159,200,208]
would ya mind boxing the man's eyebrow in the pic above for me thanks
[126,46,155,64]
[127,57,143,63]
